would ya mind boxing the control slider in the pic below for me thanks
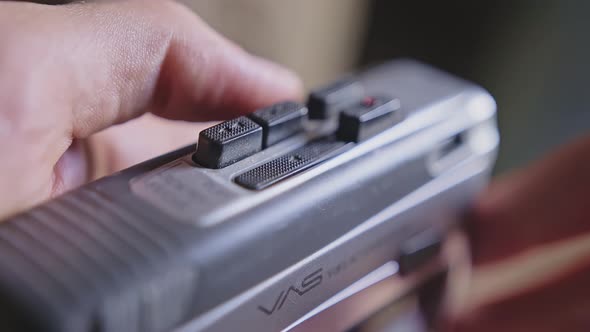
[235,138,350,190]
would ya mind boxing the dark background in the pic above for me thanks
[360,0,590,173]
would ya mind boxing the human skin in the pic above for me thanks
[1,1,590,331]
[0,0,302,219]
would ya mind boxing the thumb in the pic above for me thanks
[466,135,590,265]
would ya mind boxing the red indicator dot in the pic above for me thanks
[362,97,377,107]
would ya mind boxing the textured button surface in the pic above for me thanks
[235,139,348,190]
[194,117,263,169]
[307,79,364,119]
[249,101,308,148]
[337,96,403,142]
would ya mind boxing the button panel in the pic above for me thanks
[249,101,308,148]
[234,138,349,190]
[307,79,364,119]
[337,96,403,142]
[194,117,263,169]
[193,89,405,180]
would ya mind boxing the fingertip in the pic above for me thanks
[153,34,305,121]
[246,54,305,102]
[197,48,305,120]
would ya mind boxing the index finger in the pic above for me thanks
[0,0,303,139]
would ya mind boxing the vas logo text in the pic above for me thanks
[258,268,323,316]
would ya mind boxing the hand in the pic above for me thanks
[0,0,303,220]
[445,135,590,332]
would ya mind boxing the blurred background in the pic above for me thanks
[182,0,590,174]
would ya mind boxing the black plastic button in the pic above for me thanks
[398,231,442,276]
[307,79,364,119]
[249,101,308,148]
[337,96,403,142]
[194,117,263,169]
[234,138,349,190]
